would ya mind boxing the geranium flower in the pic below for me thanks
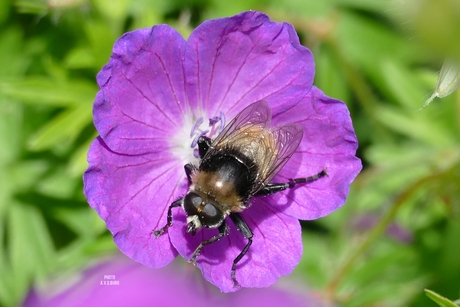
[83,11,361,293]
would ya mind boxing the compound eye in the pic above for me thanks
[183,192,202,216]
[200,203,224,228]
[202,203,218,219]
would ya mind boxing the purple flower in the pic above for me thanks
[83,11,361,292]
[24,254,329,307]
[351,214,414,244]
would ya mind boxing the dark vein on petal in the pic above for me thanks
[107,85,170,135]
[259,201,297,259]
[153,52,185,118]
[180,45,191,112]
[206,27,230,111]
[153,160,185,230]
[111,160,181,217]
[121,71,179,129]
[113,156,175,169]
[117,135,168,142]
[275,182,323,215]
[195,46,203,111]
[216,33,262,112]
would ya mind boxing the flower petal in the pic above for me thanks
[185,11,314,119]
[168,198,302,292]
[94,25,188,155]
[83,137,189,267]
[270,86,362,220]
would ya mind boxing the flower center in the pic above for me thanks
[189,112,225,158]
[170,111,226,168]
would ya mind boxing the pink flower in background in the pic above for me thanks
[83,11,361,292]
[24,255,329,307]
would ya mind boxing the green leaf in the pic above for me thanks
[128,0,166,30]
[267,0,332,17]
[68,133,96,177]
[64,46,96,69]
[425,289,459,307]
[375,104,454,147]
[54,208,107,240]
[314,44,351,105]
[84,19,117,69]
[93,0,132,21]
[380,60,426,110]
[8,203,56,306]
[28,103,92,151]
[337,11,420,79]
[0,0,10,24]
[14,0,48,15]
[0,27,29,78]
[334,0,389,13]
[0,77,97,107]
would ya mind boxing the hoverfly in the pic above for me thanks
[154,100,326,287]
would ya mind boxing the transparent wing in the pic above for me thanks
[210,100,271,148]
[259,123,304,186]
[204,100,303,196]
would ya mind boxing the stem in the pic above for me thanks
[326,174,436,299]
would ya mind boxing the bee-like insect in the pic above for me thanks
[154,100,326,287]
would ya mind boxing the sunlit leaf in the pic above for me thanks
[92,0,132,21]
[54,208,107,239]
[0,77,97,106]
[28,103,92,151]
[84,19,117,68]
[64,46,95,69]
[0,27,29,78]
[8,203,55,306]
[68,133,96,176]
[314,44,351,105]
[375,105,454,146]
[380,60,426,110]
[425,289,459,307]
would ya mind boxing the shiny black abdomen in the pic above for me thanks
[200,148,258,200]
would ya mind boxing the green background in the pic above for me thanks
[1,0,460,306]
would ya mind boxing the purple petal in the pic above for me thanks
[270,86,362,220]
[94,25,188,155]
[168,198,302,293]
[83,137,188,267]
[185,11,314,119]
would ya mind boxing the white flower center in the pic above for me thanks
[170,110,225,167]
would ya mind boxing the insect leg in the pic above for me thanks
[153,198,182,237]
[255,169,327,196]
[229,213,253,288]
[197,136,212,158]
[188,221,229,265]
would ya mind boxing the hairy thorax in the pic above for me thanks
[193,170,245,212]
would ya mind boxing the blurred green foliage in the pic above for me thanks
[0,0,459,306]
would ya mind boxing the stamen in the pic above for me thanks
[190,117,204,137]
[207,111,226,138]
[208,116,220,126]
[188,112,226,159]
